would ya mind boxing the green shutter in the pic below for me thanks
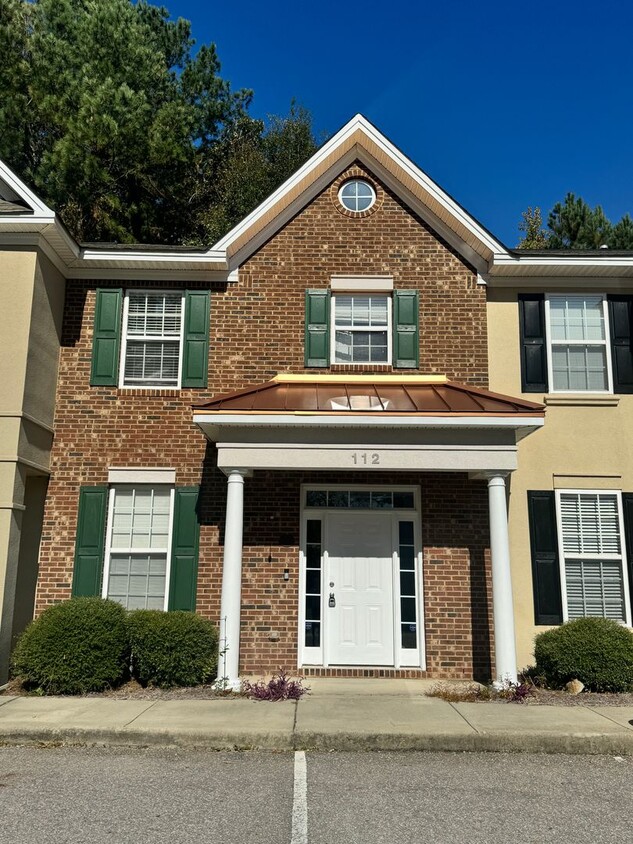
[72,486,108,597]
[305,290,330,367]
[168,486,200,611]
[90,289,122,386]
[182,290,210,388]
[393,290,419,368]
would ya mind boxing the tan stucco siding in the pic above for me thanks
[0,248,64,681]
[488,287,633,668]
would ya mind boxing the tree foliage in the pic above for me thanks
[0,0,318,244]
[518,192,633,250]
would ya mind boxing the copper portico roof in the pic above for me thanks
[193,375,545,417]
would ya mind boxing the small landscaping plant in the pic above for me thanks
[242,670,309,701]
[127,609,218,688]
[534,617,633,692]
[427,680,532,703]
[11,597,129,695]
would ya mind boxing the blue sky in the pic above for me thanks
[171,0,633,247]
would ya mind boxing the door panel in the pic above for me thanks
[326,512,394,665]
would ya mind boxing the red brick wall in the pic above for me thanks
[36,160,492,678]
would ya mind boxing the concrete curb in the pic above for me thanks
[2,726,633,755]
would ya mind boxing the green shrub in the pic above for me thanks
[534,617,633,692]
[127,610,218,688]
[11,597,129,694]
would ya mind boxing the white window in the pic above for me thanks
[331,294,391,364]
[557,490,631,624]
[103,485,174,610]
[120,291,184,387]
[546,294,612,392]
[338,179,376,212]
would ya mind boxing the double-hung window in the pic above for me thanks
[121,291,184,388]
[331,294,391,364]
[545,295,612,392]
[103,485,174,610]
[519,292,633,394]
[557,491,630,624]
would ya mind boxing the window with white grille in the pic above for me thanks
[103,485,173,610]
[557,491,629,622]
[121,292,184,387]
[332,294,391,364]
[546,295,612,392]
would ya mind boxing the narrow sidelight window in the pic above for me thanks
[304,519,322,647]
[398,521,417,649]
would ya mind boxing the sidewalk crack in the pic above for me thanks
[448,701,480,733]
[122,701,158,729]
[584,704,632,731]
[291,700,299,750]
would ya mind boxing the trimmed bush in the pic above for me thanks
[534,617,633,692]
[127,610,218,687]
[11,597,129,694]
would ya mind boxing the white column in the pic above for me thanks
[487,473,518,685]
[217,470,247,691]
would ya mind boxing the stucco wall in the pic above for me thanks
[487,286,633,668]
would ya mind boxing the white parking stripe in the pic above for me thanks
[291,750,308,844]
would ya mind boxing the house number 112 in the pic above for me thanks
[351,452,380,465]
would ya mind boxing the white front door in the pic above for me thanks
[326,512,394,665]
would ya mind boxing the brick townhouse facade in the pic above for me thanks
[3,114,633,686]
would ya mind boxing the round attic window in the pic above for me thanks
[338,179,376,213]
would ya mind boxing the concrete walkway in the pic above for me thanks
[2,678,633,754]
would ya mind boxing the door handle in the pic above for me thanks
[328,593,336,608]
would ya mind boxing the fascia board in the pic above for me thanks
[64,266,234,281]
[356,116,507,258]
[0,161,54,216]
[193,413,545,430]
[491,254,633,277]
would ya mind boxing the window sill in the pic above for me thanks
[544,394,621,407]
[117,387,182,397]
[330,364,393,373]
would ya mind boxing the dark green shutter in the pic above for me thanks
[607,296,633,394]
[621,494,633,617]
[90,289,122,386]
[72,486,108,597]
[168,487,200,611]
[182,290,210,388]
[527,491,563,625]
[305,290,330,367]
[518,294,548,393]
[393,290,419,368]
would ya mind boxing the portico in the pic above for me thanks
[194,375,544,687]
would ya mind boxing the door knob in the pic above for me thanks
[328,593,336,608]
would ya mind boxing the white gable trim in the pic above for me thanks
[0,161,54,218]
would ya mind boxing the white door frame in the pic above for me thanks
[298,484,426,670]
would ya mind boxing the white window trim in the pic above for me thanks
[544,293,613,394]
[101,484,175,612]
[330,293,393,366]
[298,483,425,671]
[555,488,632,626]
[119,289,186,389]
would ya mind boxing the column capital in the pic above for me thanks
[221,468,253,479]
[468,470,512,483]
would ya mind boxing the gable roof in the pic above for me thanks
[212,114,506,274]
[1,115,633,281]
